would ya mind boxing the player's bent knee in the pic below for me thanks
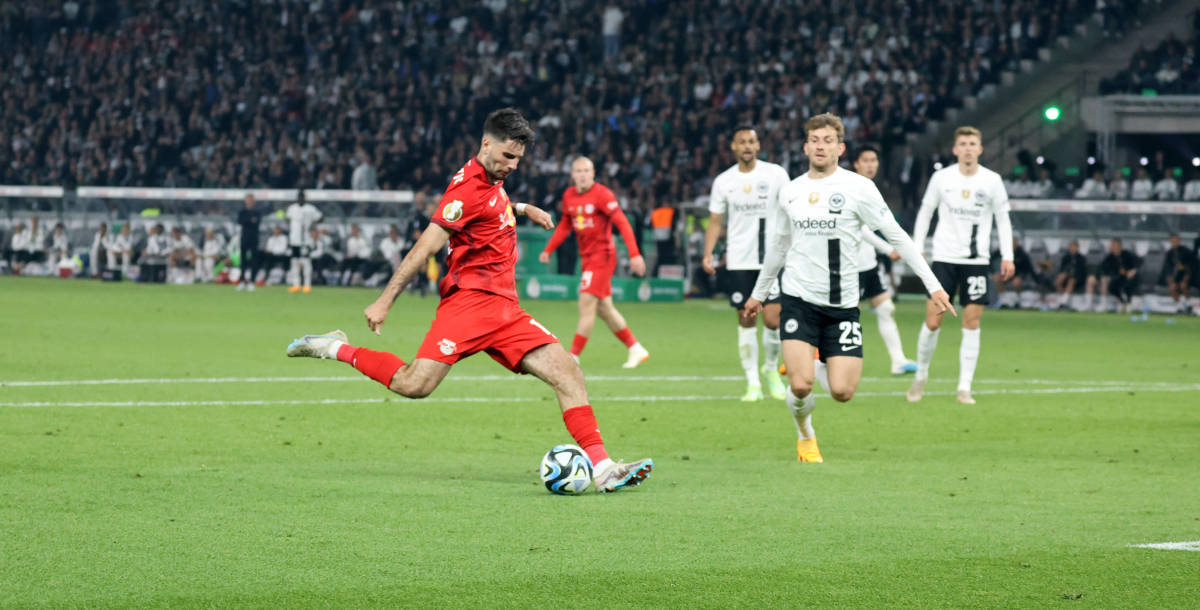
[830,387,855,402]
[790,381,813,398]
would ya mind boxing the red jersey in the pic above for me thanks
[543,183,640,261]
[431,158,519,301]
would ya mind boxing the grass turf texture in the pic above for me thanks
[1,276,1198,608]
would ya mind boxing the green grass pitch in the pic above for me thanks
[1,277,1198,608]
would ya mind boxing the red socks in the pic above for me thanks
[570,334,588,356]
[562,405,609,465]
[614,327,637,348]
[337,344,405,387]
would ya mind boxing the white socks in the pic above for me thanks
[958,328,980,392]
[786,389,817,440]
[915,323,940,380]
[762,327,781,371]
[873,300,909,368]
[737,326,759,386]
[813,359,830,394]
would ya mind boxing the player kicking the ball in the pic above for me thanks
[539,156,649,368]
[285,109,652,492]
[744,114,954,462]
[702,126,791,402]
[908,126,1013,405]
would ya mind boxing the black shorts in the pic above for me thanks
[859,265,887,301]
[931,262,991,306]
[727,269,780,309]
[290,245,311,258]
[779,294,863,361]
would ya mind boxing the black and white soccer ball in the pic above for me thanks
[539,444,593,495]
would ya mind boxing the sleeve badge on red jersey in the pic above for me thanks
[443,200,464,222]
[606,201,619,210]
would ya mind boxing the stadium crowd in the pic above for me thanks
[1099,6,1200,94]
[2,0,1114,212]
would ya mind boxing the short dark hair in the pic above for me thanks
[484,108,535,146]
[853,145,880,163]
[731,125,757,140]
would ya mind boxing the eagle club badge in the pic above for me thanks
[442,200,464,222]
[828,193,846,212]
[808,192,820,204]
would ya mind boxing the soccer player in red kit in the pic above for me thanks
[538,157,650,368]
[285,108,652,492]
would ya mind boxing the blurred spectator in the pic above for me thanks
[1086,238,1140,313]
[896,145,922,209]
[1055,240,1088,309]
[7,221,30,275]
[992,237,1034,308]
[340,224,372,286]
[1153,169,1181,200]
[108,224,133,278]
[263,225,290,283]
[1030,167,1054,198]
[90,222,109,277]
[1109,173,1130,199]
[48,222,70,263]
[378,225,406,275]
[1160,233,1196,311]
[351,149,379,191]
[1183,170,1200,201]
[1130,168,1154,200]
[139,224,169,283]
[1074,170,1109,199]
[167,226,197,283]
[199,227,227,282]
[236,194,263,291]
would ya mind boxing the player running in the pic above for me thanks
[908,126,1013,405]
[702,126,791,401]
[744,114,954,462]
[538,157,649,368]
[285,109,652,492]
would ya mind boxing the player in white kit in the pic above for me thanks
[744,114,954,462]
[286,189,323,293]
[702,126,791,402]
[908,126,1014,405]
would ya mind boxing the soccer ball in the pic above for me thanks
[539,444,593,495]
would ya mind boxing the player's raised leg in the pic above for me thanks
[519,342,653,492]
[781,339,822,462]
[286,329,452,398]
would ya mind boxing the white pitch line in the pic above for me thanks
[2,375,1195,388]
[1129,541,1200,551]
[2,384,1198,409]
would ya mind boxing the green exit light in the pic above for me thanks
[1044,106,1061,121]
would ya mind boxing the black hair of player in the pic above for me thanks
[296,189,305,203]
[731,125,757,141]
[484,108,535,146]
[853,145,880,163]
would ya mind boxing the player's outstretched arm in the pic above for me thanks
[516,203,555,230]
[364,223,452,334]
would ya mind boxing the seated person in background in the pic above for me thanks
[90,223,110,277]
[1130,168,1154,200]
[1008,173,1033,198]
[23,217,49,275]
[992,236,1035,308]
[1029,168,1054,198]
[49,222,70,264]
[1074,170,1109,199]
[107,224,133,277]
[339,224,372,286]
[167,226,197,283]
[139,224,170,283]
[1086,238,1141,312]
[262,225,290,283]
[377,224,406,275]
[199,227,227,282]
[7,221,30,275]
[1154,170,1181,201]
[1054,240,1088,309]
[1109,174,1130,199]
[308,226,338,285]
[1183,171,1200,201]
[1160,233,1196,311]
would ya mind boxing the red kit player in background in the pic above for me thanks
[286,108,653,492]
[539,157,650,368]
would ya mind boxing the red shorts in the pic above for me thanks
[579,255,617,298]
[416,289,559,373]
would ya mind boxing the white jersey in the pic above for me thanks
[752,167,942,309]
[286,203,322,246]
[709,161,790,270]
[913,164,1013,265]
[345,235,372,259]
[202,234,226,258]
[265,234,289,255]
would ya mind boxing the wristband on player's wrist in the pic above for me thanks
[515,202,528,214]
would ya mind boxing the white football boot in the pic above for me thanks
[594,459,654,493]
[286,330,348,359]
